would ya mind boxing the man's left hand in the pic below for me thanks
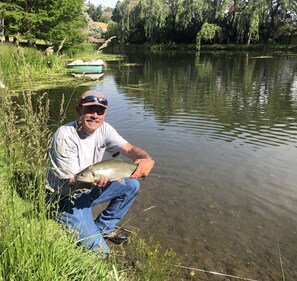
[131,157,154,178]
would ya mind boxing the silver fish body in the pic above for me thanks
[75,159,137,183]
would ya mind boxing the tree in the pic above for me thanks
[101,0,297,45]
[139,0,169,42]
[284,1,297,44]
[0,2,23,37]
[87,3,103,22]
[110,0,141,43]
[196,22,221,49]
[263,0,297,43]
[0,0,87,47]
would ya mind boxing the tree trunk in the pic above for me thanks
[247,31,251,45]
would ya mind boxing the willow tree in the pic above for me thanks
[175,0,205,39]
[223,0,296,44]
[220,0,264,44]
[196,22,221,49]
[174,0,232,42]
[284,0,297,44]
[110,0,297,44]
[263,0,297,43]
[234,0,263,44]
[139,0,169,42]
[111,0,141,43]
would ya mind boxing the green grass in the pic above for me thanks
[0,86,118,280]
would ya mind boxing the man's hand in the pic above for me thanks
[131,157,154,179]
[69,176,110,189]
[93,176,110,187]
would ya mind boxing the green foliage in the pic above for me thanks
[87,3,103,22]
[199,22,221,41]
[114,0,141,43]
[106,20,122,40]
[87,19,103,39]
[64,43,99,59]
[111,1,122,23]
[1,0,297,46]
[0,2,23,34]
[126,234,180,280]
[175,0,204,30]
[139,0,169,42]
[196,22,221,50]
[108,0,297,45]
[0,0,87,47]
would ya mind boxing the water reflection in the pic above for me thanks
[110,51,297,150]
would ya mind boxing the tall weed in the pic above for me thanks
[124,233,180,281]
[2,90,51,204]
[0,44,66,88]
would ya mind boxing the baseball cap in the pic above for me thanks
[79,90,108,108]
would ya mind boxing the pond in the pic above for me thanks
[48,50,297,280]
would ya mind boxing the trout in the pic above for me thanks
[75,159,137,184]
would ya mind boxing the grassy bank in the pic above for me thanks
[0,84,123,280]
[0,45,180,280]
[0,43,123,92]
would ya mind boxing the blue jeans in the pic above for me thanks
[52,178,140,256]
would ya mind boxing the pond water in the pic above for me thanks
[49,50,297,280]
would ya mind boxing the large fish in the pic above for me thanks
[75,158,137,184]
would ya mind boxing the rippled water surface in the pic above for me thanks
[50,50,297,280]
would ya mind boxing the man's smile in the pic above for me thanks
[86,118,100,123]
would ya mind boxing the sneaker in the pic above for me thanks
[103,229,130,244]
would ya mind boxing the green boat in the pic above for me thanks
[67,59,105,80]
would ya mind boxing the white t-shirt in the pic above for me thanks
[46,121,128,193]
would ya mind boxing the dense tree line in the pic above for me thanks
[110,0,297,45]
[1,0,296,47]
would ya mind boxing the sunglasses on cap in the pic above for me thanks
[80,95,108,106]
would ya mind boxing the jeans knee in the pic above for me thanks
[126,178,140,195]
[80,237,109,256]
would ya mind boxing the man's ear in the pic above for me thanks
[76,105,83,115]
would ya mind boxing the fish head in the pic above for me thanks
[76,170,95,183]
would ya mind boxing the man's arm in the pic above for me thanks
[120,143,154,178]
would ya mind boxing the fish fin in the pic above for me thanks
[112,151,121,158]
[116,178,126,185]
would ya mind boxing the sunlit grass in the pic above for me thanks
[0,45,65,78]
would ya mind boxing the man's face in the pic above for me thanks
[80,105,106,135]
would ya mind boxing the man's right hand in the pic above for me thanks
[93,176,110,187]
